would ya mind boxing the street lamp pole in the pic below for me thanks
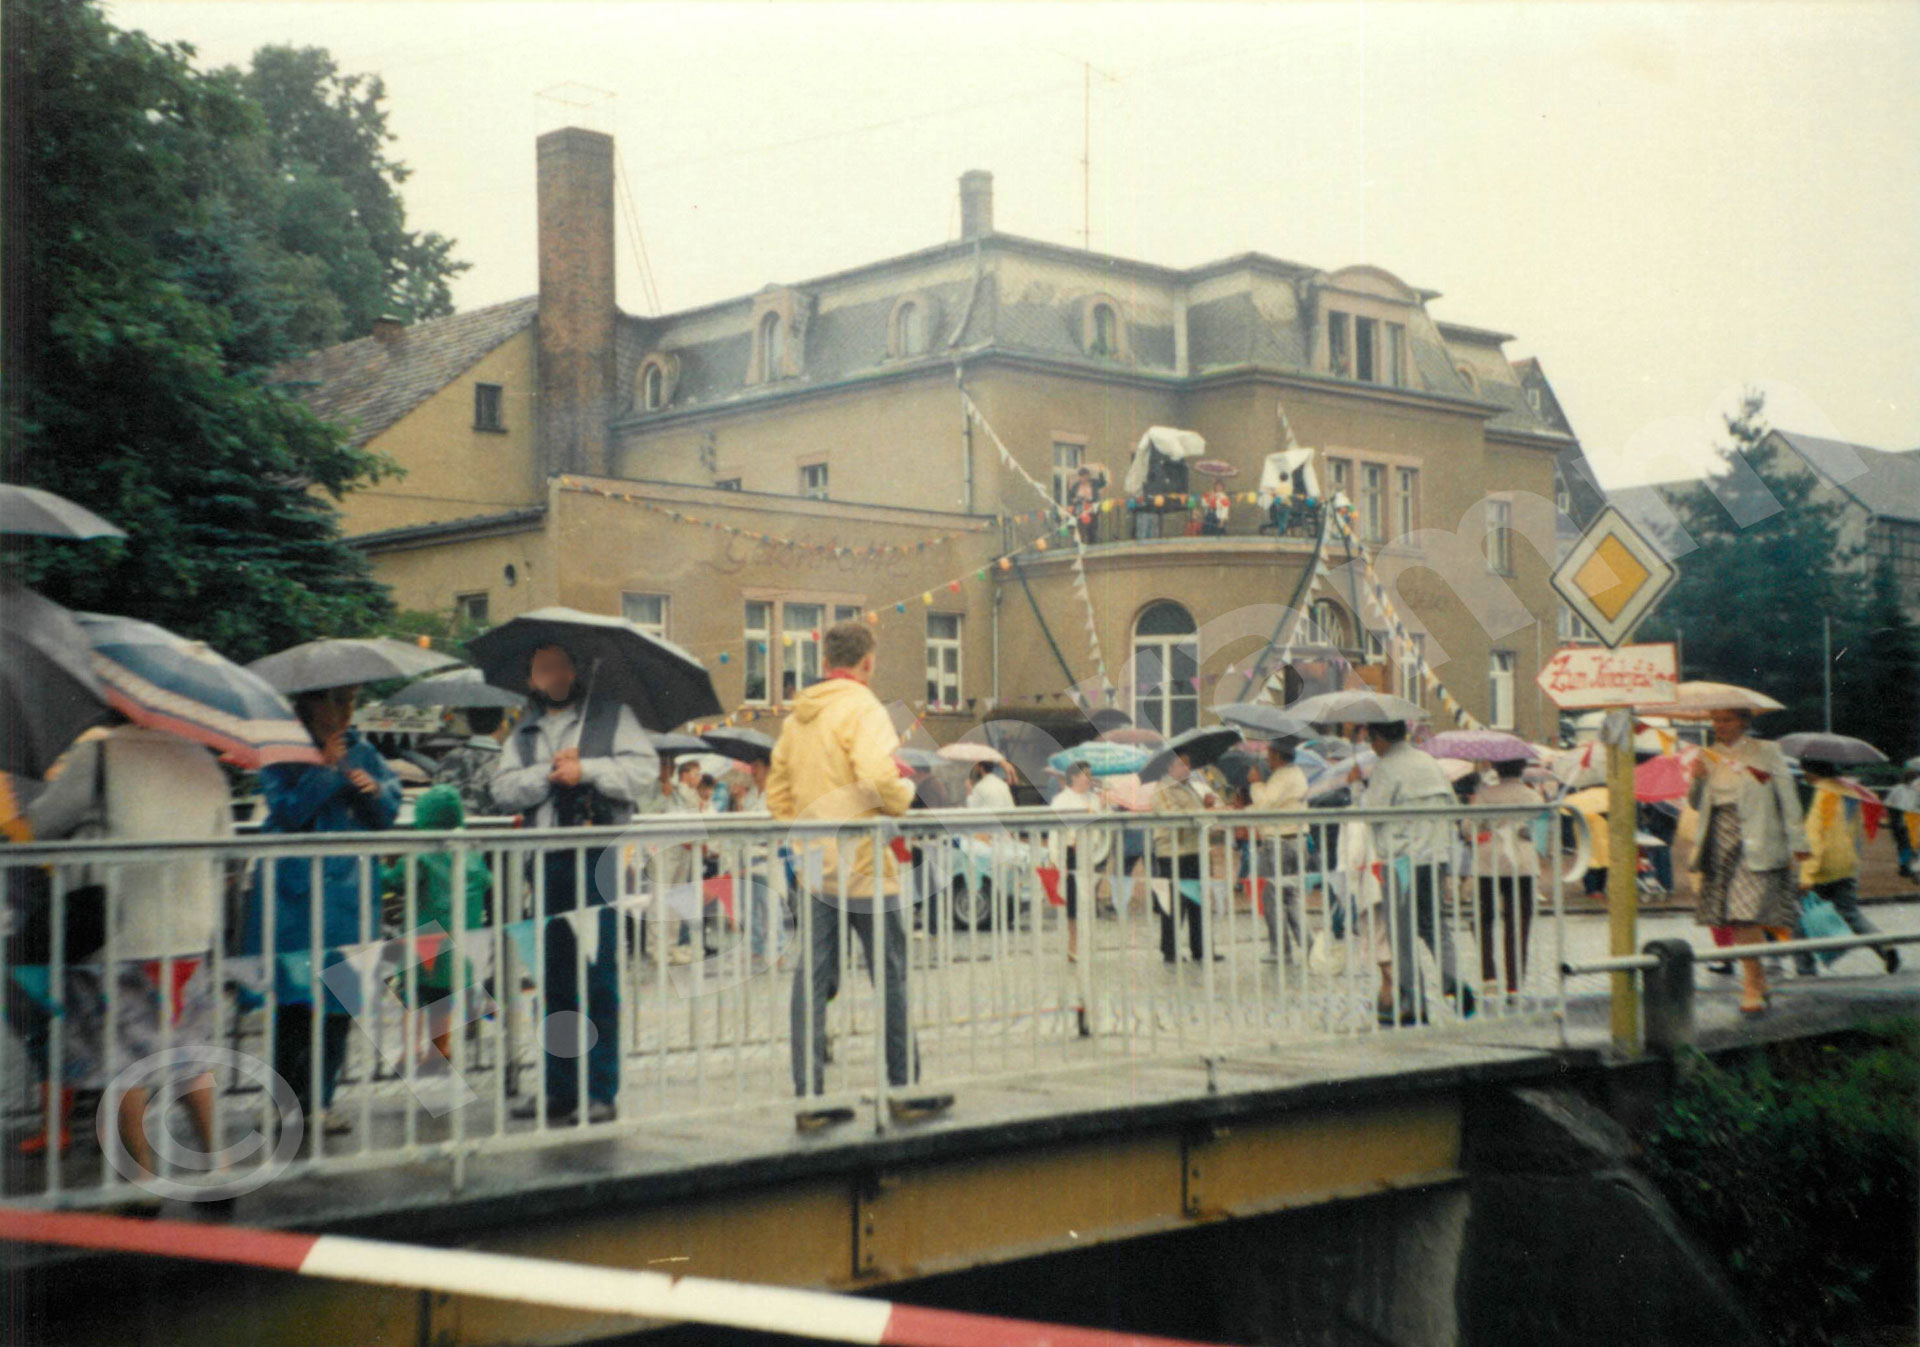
[1822,615,1832,732]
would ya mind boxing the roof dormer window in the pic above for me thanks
[635,353,680,412]
[888,294,940,359]
[1080,294,1127,360]
[758,312,787,382]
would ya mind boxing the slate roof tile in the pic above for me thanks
[274,297,539,447]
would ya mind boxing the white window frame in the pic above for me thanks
[455,591,489,625]
[926,613,963,710]
[621,592,669,640]
[1361,463,1386,543]
[1354,316,1378,383]
[758,311,786,382]
[1132,603,1199,737]
[1395,467,1419,538]
[1397,633,1427,705]
[1489,650,1516,730]
[1051,438,1085,506]
[1486,498,1514,575]
[781,602,825,701]
[799,462,829,500]
[743,601,772,705]
[1308,598,1349,650]
[1384,321,1406,387]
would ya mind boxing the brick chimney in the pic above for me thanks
[959,170,994,240]
[370,314,405,344]
[537,127,616,478]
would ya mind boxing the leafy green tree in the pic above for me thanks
[238,45,469,337]
[1,0,395,662]
[1834,559,1920,762]
[1642,392,1866,732]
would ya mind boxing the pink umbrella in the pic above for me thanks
[1193,459,1240,479]
[1634,754,1690,803]
[1101,727,1166,747]
[1424,730,1537,763]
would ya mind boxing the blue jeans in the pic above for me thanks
[1385,861,1471,1021]
[1891,810,1915,873]
[790,894,914,1097]
[746,874,782,958]
[540,848,619,1112]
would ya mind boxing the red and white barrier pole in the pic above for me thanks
[0,1207,1220,1347]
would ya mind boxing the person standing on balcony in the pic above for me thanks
[1685,707,1806,1017]
[491,643,657,1125]
[1068,465,1106,545]
[769,621,950,1130]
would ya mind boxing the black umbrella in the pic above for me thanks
[0,580,110,777]
[649,731,709,758]
[1283,690,1427,726]
[248,637,460,694]
[1777,732,1886,766]
[1213,701,1310,738]
[0,484,125,540]
[703,727,776,764]
[1139,726,1242,784]
[467,607,722,732]
[384,666,526,710]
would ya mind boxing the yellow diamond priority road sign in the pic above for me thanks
[1551,505,1677,649]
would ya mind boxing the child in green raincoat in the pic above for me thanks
[381,786,491,1066]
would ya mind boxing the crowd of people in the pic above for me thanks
[6,616,1913,1178]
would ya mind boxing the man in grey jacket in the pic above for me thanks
[492,643,657,1124]
[1362,721,1474,1025]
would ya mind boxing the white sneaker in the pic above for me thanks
[669,946,694,965]
[322,1107,354,1136]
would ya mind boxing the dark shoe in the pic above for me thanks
[887,1094,954,1123]
[795,1106,856,1133]
[1705,961,1735,977]
[1883,948,1901,975]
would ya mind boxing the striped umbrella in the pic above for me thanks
[76,613,319,768]
[1047,740,1152,778]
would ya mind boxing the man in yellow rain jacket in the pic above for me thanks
[1794,758,1898,976]
[768,621,950,1129]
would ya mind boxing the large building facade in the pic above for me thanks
[288,127,1600,742]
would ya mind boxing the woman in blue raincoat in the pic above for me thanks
[242,685,400,1135]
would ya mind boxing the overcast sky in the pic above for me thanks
[109,1,1920,487]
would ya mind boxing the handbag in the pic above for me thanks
[1798,893,1849,966]
[1307,929,1348,976]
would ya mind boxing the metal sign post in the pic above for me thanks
[1547,509,1680,1056]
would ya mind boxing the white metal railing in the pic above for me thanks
[2,803,1568,1208]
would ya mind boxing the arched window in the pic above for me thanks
[1456,365,1478,393]
[759,311,786,381]
[642,362,664,411]
[895,301,926,357]
[1308,599,1350,650]
[1132,601,1199,736]
[1090,303,1119,357]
